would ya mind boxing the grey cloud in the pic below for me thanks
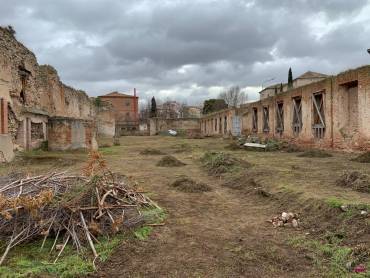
[0,0,369,104]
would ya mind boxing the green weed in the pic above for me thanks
[134,226,153,240]
[325,197,345,208]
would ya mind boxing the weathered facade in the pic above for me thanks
[201,66,370,151]
[0,26,99,161]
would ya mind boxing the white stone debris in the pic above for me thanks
[268,212,300,228]
[168,129,177,136]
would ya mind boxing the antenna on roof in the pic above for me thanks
[261,77,275,89]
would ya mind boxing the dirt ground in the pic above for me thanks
[1,136,369,277]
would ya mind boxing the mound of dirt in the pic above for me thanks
[351,152,370,163]
[297,149,332,158]
[140,148,165,155]
[171,177,211,193]
[222,174,271,197]
[336,171,370,193]
[156,155,186,167]
[201,152,251,176]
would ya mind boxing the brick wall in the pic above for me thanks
[200,109,235,136]
[48,117,97,151]
[200,66,370,151]
[100,96,139,123]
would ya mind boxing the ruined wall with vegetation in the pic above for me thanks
[0,26,95,121]
[0,26,100,157]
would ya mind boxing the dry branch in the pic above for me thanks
[0,154,158,265]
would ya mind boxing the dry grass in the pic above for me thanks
[297,149,333,158]
[140,148,165,155]
[1,136,369,277]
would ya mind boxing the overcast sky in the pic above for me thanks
[1,0,370,106]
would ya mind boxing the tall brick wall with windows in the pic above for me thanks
[200,65,370,151]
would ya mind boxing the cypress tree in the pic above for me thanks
[150,97,157,118]
[288,67,293,89]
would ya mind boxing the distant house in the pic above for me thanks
[181,106,202,118]
[99,90,139,135]
[259,71,328,100]
[157,101,182,119]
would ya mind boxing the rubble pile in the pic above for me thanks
[268,212,300,228]
[0,152,158,266]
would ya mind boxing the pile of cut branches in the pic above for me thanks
[0,151,158,266]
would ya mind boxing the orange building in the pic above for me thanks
[99,89,139,134]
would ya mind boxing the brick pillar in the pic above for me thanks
[133,88,138,122]
[0,98,8,134]
[3,100,8,134]
[0,98,3,134]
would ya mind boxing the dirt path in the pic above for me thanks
[94,137,317,277]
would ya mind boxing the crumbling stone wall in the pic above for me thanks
[0,27,95,121]
[96,101,116,138]
[0,26,104,157]
[48,117,98,151]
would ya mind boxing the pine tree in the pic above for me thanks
[150,97,157,118]
[288,67,293,89]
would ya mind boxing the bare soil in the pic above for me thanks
[87,136,369,277]
[1,136,369,277]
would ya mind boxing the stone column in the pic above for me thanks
[26,118,31,150]
[42,122,47,140]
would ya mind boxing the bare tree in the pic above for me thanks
[218,86,247,108]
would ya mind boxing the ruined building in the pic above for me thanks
[201,66,370,151]
[0,26,104,162]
